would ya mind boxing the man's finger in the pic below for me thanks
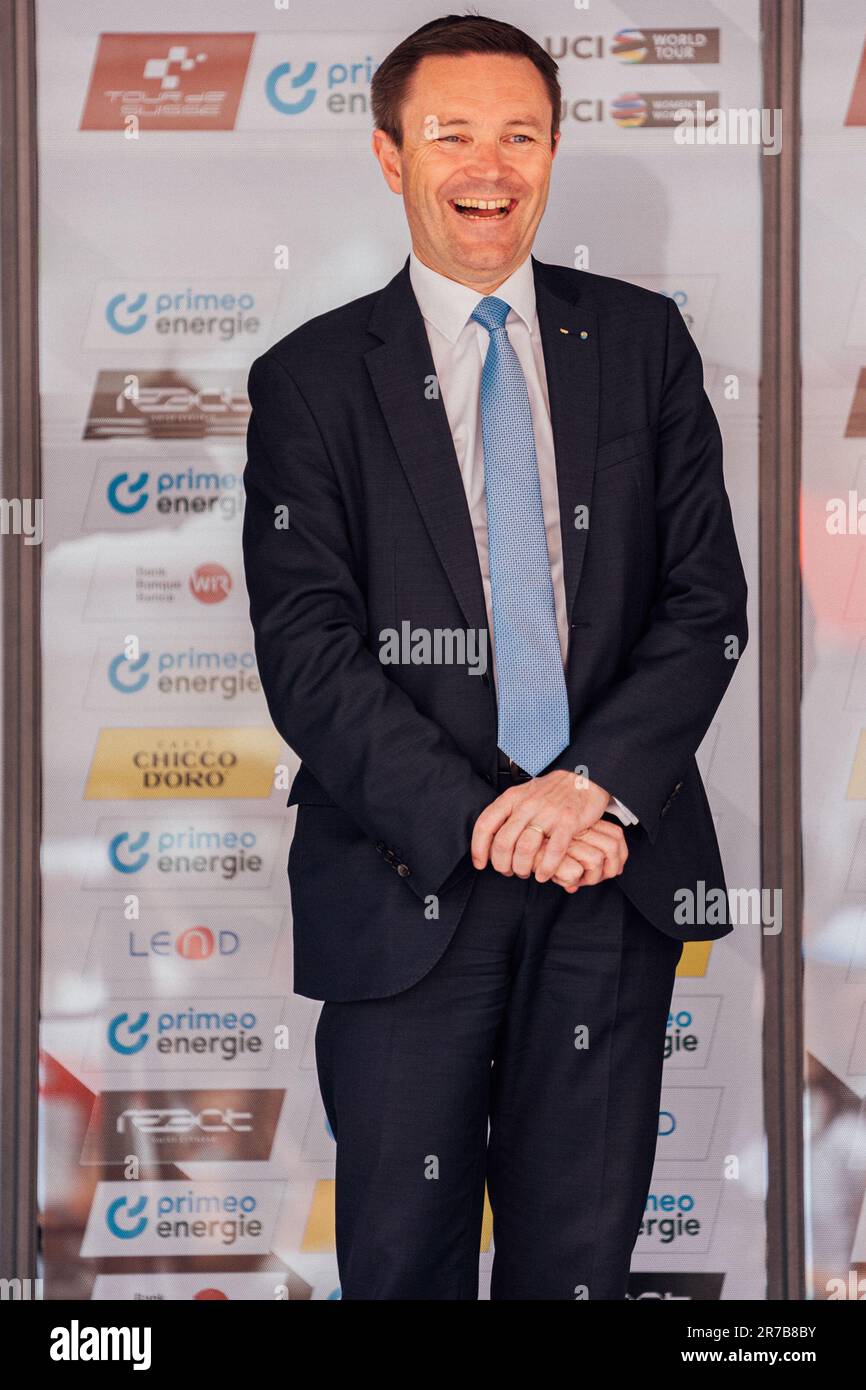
[572,824,628,878]
[512,824,547,878]
[471,790,519,868]
[534,819,575,882]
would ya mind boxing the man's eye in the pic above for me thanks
[509,134,531,144]
[438,135,463,143]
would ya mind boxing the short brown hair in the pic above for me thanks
[371,14,561,149]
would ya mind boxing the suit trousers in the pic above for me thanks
[314,861,684,1300]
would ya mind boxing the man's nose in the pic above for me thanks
[460,141,512,183]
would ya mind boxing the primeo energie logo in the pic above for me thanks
[105,824,264,880]
[106,645,258,700]
[100,283,266,343]
[105,1190,263,1245]
[265,53,377,116]
[107,1005,266,1060]
[105,464,244,520]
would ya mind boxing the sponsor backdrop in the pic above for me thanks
[801,2,866,1300]
[37,1,767,1300]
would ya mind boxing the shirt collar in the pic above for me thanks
[409,250,537,344]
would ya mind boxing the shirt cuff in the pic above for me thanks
[606,795,639,826]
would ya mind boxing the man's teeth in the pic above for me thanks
[453,197,512,209]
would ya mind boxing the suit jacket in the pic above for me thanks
[242,255,749,1002]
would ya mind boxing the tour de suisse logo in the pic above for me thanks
[80,33,255,130]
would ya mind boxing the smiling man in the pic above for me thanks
[243,14,747,1301]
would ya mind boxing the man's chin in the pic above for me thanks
[447,235,526,281]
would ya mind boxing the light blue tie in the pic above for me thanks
[470,295,571,776]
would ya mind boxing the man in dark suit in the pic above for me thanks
[242,14,747,1300]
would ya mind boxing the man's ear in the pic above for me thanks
[550,129,561,161]
[371,129,403,194]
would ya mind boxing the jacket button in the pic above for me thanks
[397,863,411,877]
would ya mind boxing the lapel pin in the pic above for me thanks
[559,327,569,334]
[580,330,588,339]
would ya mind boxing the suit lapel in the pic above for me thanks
[364,256,601,642]
[364,259,489,638]
[532,257,600,625]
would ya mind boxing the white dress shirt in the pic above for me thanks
[408,251,637,827]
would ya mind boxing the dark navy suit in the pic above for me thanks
[242,256,748,1297]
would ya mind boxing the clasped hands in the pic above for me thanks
[470,770,628,894]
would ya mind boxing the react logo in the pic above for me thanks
[108,1010,149,1055]
[107,471,149,514]
[106,1194,148,1240]
[108,651,150,693]
[106,291,148,334]
[266,60,317,114]
[108,830,150,874]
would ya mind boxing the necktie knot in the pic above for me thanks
[470,295,511,335]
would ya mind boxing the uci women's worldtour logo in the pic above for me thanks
[81,1181,284,1256]
[88,280,279,349]
[80,32,255,130]
[83,726,282,800]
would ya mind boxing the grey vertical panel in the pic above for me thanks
[0,0,41,1284]
[760,0,805,1300]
